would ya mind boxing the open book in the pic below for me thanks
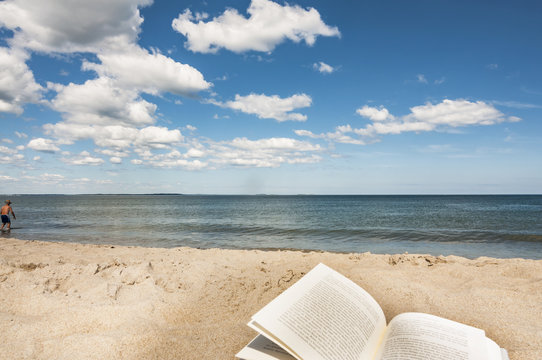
[236,263,508,360]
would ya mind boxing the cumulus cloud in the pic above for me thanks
[297,99,520,145]
[0,145,24,163]
[0,0,153,53]
[45,123,183,150]
[132,148,208,170]
[0,145,20,155]
[186,148,205,158]
[313,62,335,74]
[404,99,513,127]
[0,0,212,163]
[125,135,323,169]
[209,137,322,168]
[356,106,395,122]
[48,77,157,128]
[229,137,320,151]
[210,93,312,122]
[42,173,65,182]
[27,138,60,153]
[61,151,104,166]
[0,47,43,114]
[96,148,130,158]
[172,0,340,53]
[82,46,211,96]
[295,127,370,145]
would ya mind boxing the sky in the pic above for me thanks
[0,0,541,194]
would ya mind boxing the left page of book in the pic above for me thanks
[236,335,296,360]
[248,263,387,360]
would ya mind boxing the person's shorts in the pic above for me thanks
[1,215,9,224]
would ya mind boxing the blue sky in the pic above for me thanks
[0,0,541,194]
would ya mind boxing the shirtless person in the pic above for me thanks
[1,200,16,231]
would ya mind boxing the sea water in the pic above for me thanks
[1,194,541,259]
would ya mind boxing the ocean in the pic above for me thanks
[1,194,541,259]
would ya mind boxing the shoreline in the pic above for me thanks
[1,237,541,359]
[4,236,540,261]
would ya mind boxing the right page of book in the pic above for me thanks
[374,312,497,360]
[249,263,387,360]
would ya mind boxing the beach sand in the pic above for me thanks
[1,238,541,359]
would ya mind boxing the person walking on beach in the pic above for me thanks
[1,200,16,231]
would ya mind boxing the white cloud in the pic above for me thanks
[355,100,517,137]
[82,46,211,96]
[0,151,24,164]
[121,134,324,170]
[186,148,206,158]
[404,99,512,127]
[209,137,322,168]
[297,99,520,145]
[0,47,43,114]
[61,151,104,166]
[211,93,312,122]
[416,74,428,84]
[42,173,65,182]
[152,158,208,170]
[356,106,395,122]
[490,100,542,109]
[44,76,188,151]
[45,123,183,150]
[15,131,28,138]
[27,138,60,153]
[313,62,335,74]
[0,0,216,170]
[134,126,183,148]
[48,77,157,127]
[0,0,153,53]
[295,127,369,145]
[123,135,323,169]
[110,157,122,164]
[96,148,130,158]
[172,0,340,53]
[229,137,320,151]
[0,0,211,154]
[133,149,208,170]
[0,145,19,155]
[0,175,16,181]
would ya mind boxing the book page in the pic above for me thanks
[236,335,296,360]
[249,263,387,360]
[375,312,492,360]
[486,338,509,360]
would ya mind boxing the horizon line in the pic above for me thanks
[1,193,541,196]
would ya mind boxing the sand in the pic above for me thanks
[0,237,541,360]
